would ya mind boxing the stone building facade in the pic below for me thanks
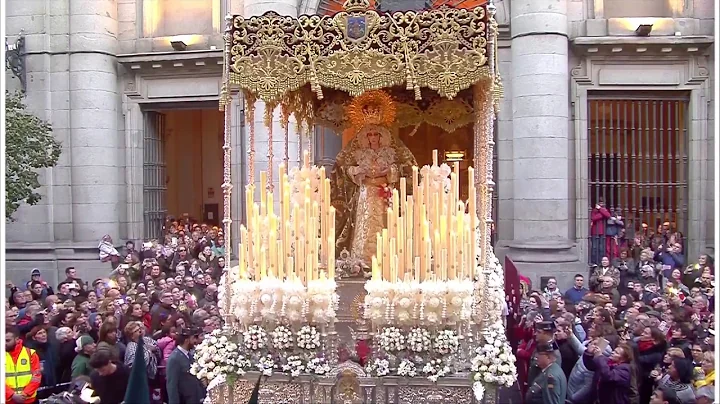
[5,0,715,288]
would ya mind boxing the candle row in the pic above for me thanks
[238,151,335,285]
[371,150,478,282]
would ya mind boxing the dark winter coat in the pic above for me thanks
[584,353,636,404]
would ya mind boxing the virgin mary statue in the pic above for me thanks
[330,91,417,269]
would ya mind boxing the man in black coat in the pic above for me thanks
[166,327,205,404]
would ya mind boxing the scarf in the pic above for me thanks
[638,340,656,351]
[694,369,715,388]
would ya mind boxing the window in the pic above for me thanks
[587,94,688,237]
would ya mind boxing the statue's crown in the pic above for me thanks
[342,0,370,13]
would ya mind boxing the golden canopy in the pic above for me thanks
[222,0,502,113]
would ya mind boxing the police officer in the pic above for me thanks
[525,342,567,404]
[527,321,562,386]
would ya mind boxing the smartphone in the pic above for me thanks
[658,321,668,333]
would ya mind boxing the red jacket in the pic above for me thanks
[590,207,611,235]
[5,340,41,404]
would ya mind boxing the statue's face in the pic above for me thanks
[367,132,380,147]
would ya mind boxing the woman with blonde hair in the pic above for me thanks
[123,321,160,380]
[694,350,715,389]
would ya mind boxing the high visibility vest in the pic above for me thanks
[5,347,37,399]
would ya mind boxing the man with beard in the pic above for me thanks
[5,327,42,404]
[166,327,206,404]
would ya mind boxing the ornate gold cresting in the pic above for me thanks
[228,5,492,106]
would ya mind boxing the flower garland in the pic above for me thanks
[190,329,251,383]
[282,355,305,377]
[297,325,321,350]
[271,325,294,350]
[257,354,276,376]
[306,357,331,375]
[432,329,460,354]
[471,323,517,392]
[397,359,417,377]
[365,358,390,376]
[407,327,431,353]
[243,325,268,351]
[377,327,406,353]
[422,359,451,383]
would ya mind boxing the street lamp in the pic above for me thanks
[5,34,27,91]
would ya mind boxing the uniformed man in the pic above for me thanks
[525,342,567,404]
[5,327,42,404]
[527,321,562,386]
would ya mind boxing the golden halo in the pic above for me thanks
[345,90,396,134]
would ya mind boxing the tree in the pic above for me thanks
[5,91,62,219]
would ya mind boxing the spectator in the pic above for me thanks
[564,274,589,305]
[650,386,682,404]
[24,325,58,389]
[585,342,638,404]
[542,277,562,301]
[62,267,85,292]
[123,321,159,380]
[71,335,96,379]
[589,256,620,292]
[166,327,206,404]
[88,350,130,404]
[96,322,124,362]
[654,357,696,404]
[590,199,612,264]
[4,326,42,404]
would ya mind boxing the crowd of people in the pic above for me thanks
[512,244,715,404]
[6,216,223,404]
[4,209,716,404]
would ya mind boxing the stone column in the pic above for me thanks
[507,0,583,287]
[243,0,300,207]
[69,0,121,242]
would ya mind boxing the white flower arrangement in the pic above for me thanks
[407,327,431,353]
[190,329,250,383]
[397,359,417,377]
[289,165,323,209]
[297,325,321,350]
[307,277,339,325]
[257,354,276,376]
[231,277,259,325]
[471,324,517,388]
[419,163,451,194]
[281,355,305,378]
[377,327,406,353]
[271,325,294,350]
[422,358,451,383]
[306,357,331,375]
[243,324,268,351]
[419,279,447,325]
[364,279,394,326]
[432,329,459,354]
[202,373,227,404]
[365,358,390,377]
[472,380,486,401]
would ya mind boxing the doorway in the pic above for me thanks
[142,106,224,239]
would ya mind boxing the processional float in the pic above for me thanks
[203,0,514,402]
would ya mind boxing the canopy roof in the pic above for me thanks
[223,0,500,109]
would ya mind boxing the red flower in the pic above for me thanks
[378,184,391,199]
